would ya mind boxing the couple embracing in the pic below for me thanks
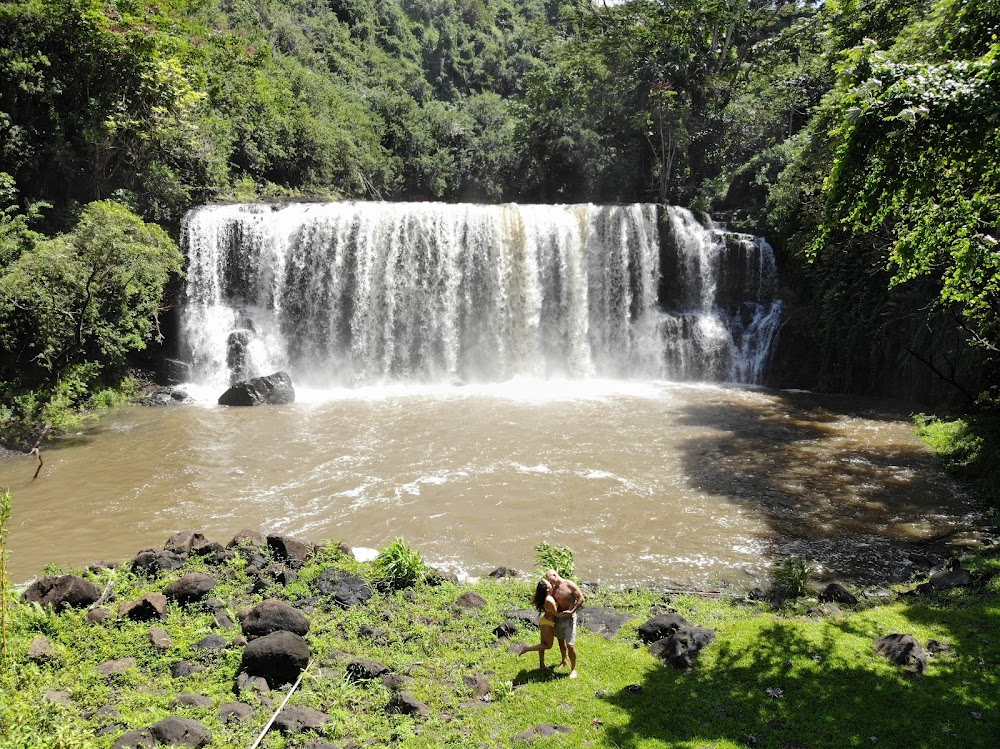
[516,569,585,679]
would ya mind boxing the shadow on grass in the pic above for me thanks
[599,607,999,749]
[512,666,571,686]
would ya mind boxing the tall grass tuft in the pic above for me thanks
[534,540,575,579]
[373,538,425,590]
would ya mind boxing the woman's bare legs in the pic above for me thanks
[517,625,555,668]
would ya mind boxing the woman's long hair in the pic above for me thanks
[532,580,549,612]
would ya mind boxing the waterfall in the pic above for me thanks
[180,202,782,388]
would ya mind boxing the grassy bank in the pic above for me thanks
[1,534,998,749]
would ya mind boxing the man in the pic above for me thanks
[544,569,585,678]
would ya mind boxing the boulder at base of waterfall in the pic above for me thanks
[23,575,101,610]
[218,372,295,406]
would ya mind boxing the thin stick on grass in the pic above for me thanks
[249,659,313,749]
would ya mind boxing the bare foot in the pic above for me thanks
[569,669,578,679]
[557,660,569,669]
[509,643,527,656]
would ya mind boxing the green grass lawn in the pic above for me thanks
[1,543,998,749]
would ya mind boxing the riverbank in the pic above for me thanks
[1,531,998,749]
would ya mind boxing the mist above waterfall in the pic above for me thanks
[181,202,781,389]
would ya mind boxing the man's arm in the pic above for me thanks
[556,581,585,616]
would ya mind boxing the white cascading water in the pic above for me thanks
[180,202,782,389]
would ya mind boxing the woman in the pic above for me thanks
[515,578,560,669]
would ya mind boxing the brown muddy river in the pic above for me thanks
[0,381,983,585]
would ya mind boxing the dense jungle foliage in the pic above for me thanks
[0,0,998,459]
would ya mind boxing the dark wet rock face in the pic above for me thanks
[121,594,168,621]
[218,371,295,406]
[241,630,310,687]
[648,626,716,669]
[454,591,487,610]
[272,706,331,735]
[150,717,212,748]
[386,693,430,717]
[23,575,101,610]
[579,607,633,638]
[314,568,373,607]
[267,534,313,567]
[346,658,391,682]
[163,573,217,605]
[238,599,310,639]
[132,550,187,576]
[875,634,927,673]
[820,583,858,605]
[637,613,690,644]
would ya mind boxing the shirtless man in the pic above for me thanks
[544,569,585,678]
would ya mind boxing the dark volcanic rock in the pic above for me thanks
[164,531,208,554]
[218,371,295,406]
[267,534,313,567]
[454,591,487,610]
[149,628,172,650]
[242,630,310,687]
[820,583,858,605]
[170,694,213,709]
[345,658,391,682]
[380,673,413,692]
[462,674,491,697]
[488,566,518,578]
[97,658,136,677]
[929,567,973,590]
[272,705,331,735]
[121,594,168,621]
[513,724,571,742]
[171,661,205,678]
[239,599,310,639]
[111,729,155,749]
[314,568,373,607]
[386,693,430,717]
[23,575,101,610]
[425,567,459,585]
[503,608,541,626]
[132,550,186,576]
[219,703,254,724]
[493,620,520,639]
[228,528,267,550]
[27,636,58,663]
[192,635,227,652]
[163,573,217,605]
[875,634,928,673]
[637,613,690,644]
[648,626,716,669]
[150,716,212,748]
[579,607,633,638]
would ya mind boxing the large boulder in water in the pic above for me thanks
[218,372,295,407]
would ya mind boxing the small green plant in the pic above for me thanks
[373,538,425,590]
[771,556,813,600]
[534,540,575,579]
[491,680,514,703]
[0,488,11,667]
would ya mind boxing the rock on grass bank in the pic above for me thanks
[2,531,999,749]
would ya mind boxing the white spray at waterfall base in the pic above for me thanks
[180,202,782,390]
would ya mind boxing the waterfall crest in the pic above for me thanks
[181,202,781,388]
